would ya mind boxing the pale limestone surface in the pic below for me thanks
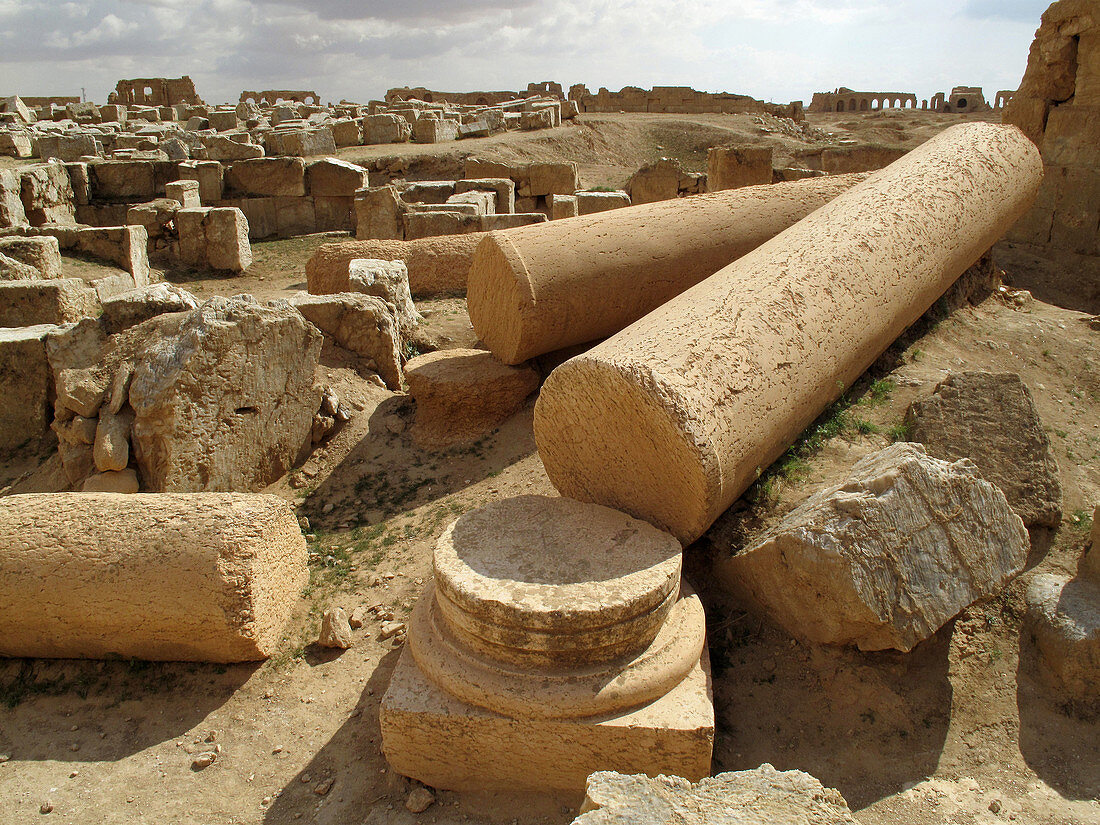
[467,174,865,364]
[534,123,1044,544]
[129,295,322,492]
[0,324,56,451]
[1027,572,1100,701]
[289,291,401,389]
[906,371,1062,527]
[347,258,420,333]
[405,349,538,447]
[0,493,307,661]
[307,234,484,297]
[721,444,1029,652]
[574,765,855,825]
[0,236,62,279]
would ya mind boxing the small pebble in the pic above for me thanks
[313,777,334,796]
[191,751,217,770]
[990,799,1002,814]
[272,745,283,754]
[40,800,53,814]
[405,786,436,813]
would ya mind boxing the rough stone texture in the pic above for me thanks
[707,145,773,191]
[455,178,516,214]
[178,207,252,271]
[365,113,412,144]
[0,236,62,279]
[576,191,631,215]
[165,179,200,207]
[549,194,579,219]
[307,158,368,197]
[468,174,865,364]
[906,372,1063,527]
[347,258,420,333]
[89,160,156,200]
[527,162,578,196]
[319,607,354,649]
[0,169,28,228]
[574,765,855,825]
[404,210,482,240]
[70,225,150,283]
[0,252,40,280]
[202,135,264,161]
[722,444,1030,652]
[0,278,99,326]
[534,123,1043,544]
[289,292,402,390]
[128,296,322,492]
[1027,571,1100,701]
[627,157,706,205]
[20,161,75,225]
[100,282,200,333]
[93,409,133,472]
[82,468,140,493]
[0,324,56,451]
[1003,0,1100,260]
[355,185,406,240]
[406,349,539,446]
[0,493,308,661]
[178,159,224,204]
[307,234,485,297]
[225,157,307,197]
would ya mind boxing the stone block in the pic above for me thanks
[205,207,252,271]
[0,324,57,451]
[232,197,278,240]
[528,162,578,196]
[549,193,579,219]
[480,213,548,230]
[347,258,420,333]
[446,190,495,215]
[576,190,631,215]
[1042,106,1100,168]
[37,133,100,162]
[73,226,150,283]
[0,169,27,228]
[226,157,307,197]
[100,282,200,333]
[20,161,75,225]
[1027,573,1100,702]
[90,160,156,200]
[275,196,317,237]
[706,145,772,191]
[400,181,455,204]
[306,158,369,197]
[266,127,336,157]
[289,291,402,389]
[178,159,224,204]
[721,444,1029,651]
[413,118,459,143]
[165,178,201,207]
[207,110,239,132]
[0,236,62,279]
[404,211,482,240]
[365,113,412,144]
[0,130,32,159]
[332,118,362,147]
[314,196,355,232]
[355,185,406,240]
[521,108,554,130]
[0,278,99,326]
[464,158,523,183]
[905,372,1062,527]
[0,493,308,662]
[201,134,264,161]
[455,178,515,214]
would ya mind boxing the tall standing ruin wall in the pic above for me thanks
[568,84,802,119]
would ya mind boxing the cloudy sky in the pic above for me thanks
[1,0,1048,106]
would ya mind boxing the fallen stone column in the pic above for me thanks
[534,123,1043,545]
[306,234,485,297]
[467,173,866,364]
[0,493,308,662]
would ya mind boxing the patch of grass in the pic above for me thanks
[887,421,912,442]
[1070,508,1093,533]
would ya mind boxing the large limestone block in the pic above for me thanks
[455,178,515,214]
[267,127,336,157]
[306,157,368,197]
[90,160,157,200]
[706,145,773,191]
[0,324,57,451]
[129,296,322,492]
[177,159,224,203]
[906,372,1062,527]
[308,234,484,297]
[0,169,27,228]
[1027,572,1100,701]
[205,207,252,271]
[0,493,308,661]
[0,236,62,279]
[225,157,307,197]
[202,134,264,161]
[355,185,406,240]
[404,210,482,240]
[574,765,855,825]
[100,282,200,333]
[347,258,420,333]
[527,162,578,196]
[0,278,99,326]
[721,444,1030,651]
[468,174,865,364]
[331,118,362,148]
[0,251,42,280]
[288,292,402,390]
[534,123,1043,544]
[405,349,539,446]
[73,226,150,283]
[576,190,631,215]
[20,161,75,225]
[413,118,458,143]
[365,113,412,144]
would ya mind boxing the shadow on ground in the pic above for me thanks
[0,658,257,762]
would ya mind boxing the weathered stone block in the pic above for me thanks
[404,211,481,240]
[306,158,369,197]
[289,291,401,389]
[0,278,99,326]
[225,157,307,197]
[177,159,223,204]
[706,145,772,191]
[413,118,459,143]
[0,324,56,451]
[355,185,405,240]
[90,160,156,199]
[0,236,62,279]
[331,118,362,147]
[576,190,631,215]
[347,258,420,333]
[455,178,515,214]
[165,178,200,207]
[365,113,413,144]
[528,162,578,196]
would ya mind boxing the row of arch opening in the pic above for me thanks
[835,96,918,112]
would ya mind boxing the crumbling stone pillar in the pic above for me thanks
[467,174,864,364]
[0,493,307,661]
[534,123,1043,544]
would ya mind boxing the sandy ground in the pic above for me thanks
[1,111,1098,825]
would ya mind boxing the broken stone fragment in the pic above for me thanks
[318,607,353,649]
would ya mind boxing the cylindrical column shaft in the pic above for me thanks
[0,493,308,662]
[468,174,866,364]
[534,123,1043,545]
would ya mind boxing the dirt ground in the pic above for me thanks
[1,111,1098,825]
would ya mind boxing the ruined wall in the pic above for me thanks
[808,88,919,113]
[1003,0,1099,258]
[110,77,203,107]
[569,85,802,119]
[18,96,80,108]
[384,83,563,106]
[239,90,320,106]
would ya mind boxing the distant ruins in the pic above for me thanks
[809,86,996,113]
[568,85,804,120]
[108,76,203,107]
[386,82,564,106]
[240,90,320,106]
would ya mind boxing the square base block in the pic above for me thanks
[380,646,713,792]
